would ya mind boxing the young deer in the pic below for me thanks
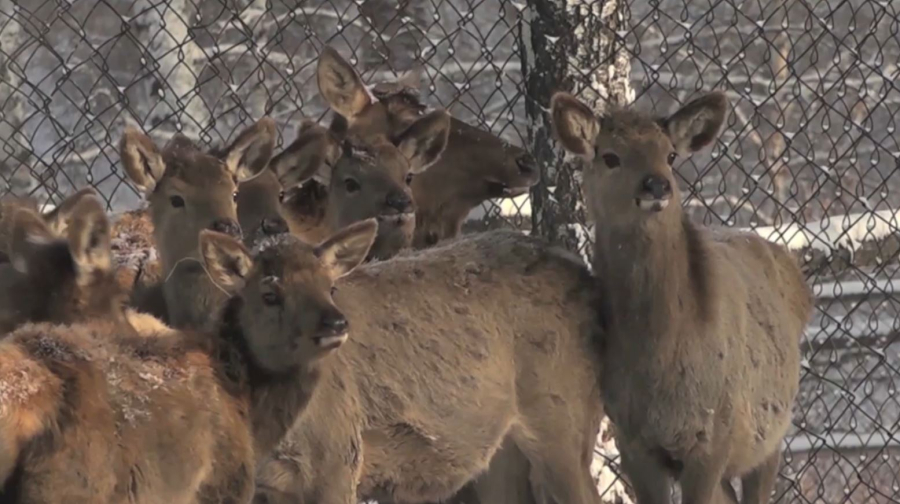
[551,91,813,504]
[316,46,540,249]
[120,119,278,329]
[0,191,127,335]
[0,214,377,502]
[0,188,97,262]
[251,228,605,504]
[236,107,451,261]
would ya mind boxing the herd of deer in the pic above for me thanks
[0,46,813,504]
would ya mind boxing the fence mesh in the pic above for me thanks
[1,0,899,502]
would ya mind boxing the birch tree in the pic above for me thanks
[523,0,634,502]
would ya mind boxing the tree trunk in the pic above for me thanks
[0,0,33,194]
[135,0,209,140]
[522,0,634,502]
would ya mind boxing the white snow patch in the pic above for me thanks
[748,209,900,253]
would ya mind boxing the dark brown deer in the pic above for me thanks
[316,46,540,249]
[251,228,605,504]
[551,91,813,504]
[0,188,97,263]
[0,215,377,502]
[120,119,277,329]
[0,191,126,335]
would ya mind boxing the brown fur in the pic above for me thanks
[0,218,377,503]
[318,46,540,250]
[552,91,813,504]
[0,193,127,335]
[252,229,605,504]
[119,120,276,330]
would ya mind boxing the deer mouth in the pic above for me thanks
[635,197,670,212]
[376,212,415,225]
[313,332,348,349]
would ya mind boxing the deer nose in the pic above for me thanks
[641,175,672,200]
[318,311,349,336]
[516,153,537,176]
[260,217,288,236]
[210,219,242,239]
[385,191,413,214]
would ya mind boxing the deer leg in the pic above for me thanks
[678,453,729,504]
[618,446,671,504]
[470,440,540,504]
[510,431,600,504]
[719,478,739,504]
[739,451,780,504]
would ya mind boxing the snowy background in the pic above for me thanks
[2,0,899,502]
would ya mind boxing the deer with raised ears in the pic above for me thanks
[316,46,540,250]
[0,188,98,263]
[551,91,813,504]
[119,118,278,329]
[234,120,340,248]
[250,227,605,504]
[257,57,455,260]
[0,216,377,503]
[0,190,128,335]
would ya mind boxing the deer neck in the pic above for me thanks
[216,297,323,458]
[592,206,708,348]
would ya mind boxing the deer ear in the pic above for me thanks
[120,127,166,194]
[200,230,253,293]
[269,121,341,188]
[317,46,373,120]
[65,194,112,282]
[396,110,451,174]
[219,117,278,181]
[43,188,99,236]
[550,92,599,161]
[316,218,377,279]
[8,207,58,275]
[660,91,727,155]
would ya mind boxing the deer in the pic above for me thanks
[119,118,280,329]
[0,191,125,335]
[0,188,97,262]
[249,226,605,504]
[0,205,378,502]
[550,90,813,504]
[235,106,452,261]
[0,190,177,339]
[312,46,540,250]
[111,52,536,270]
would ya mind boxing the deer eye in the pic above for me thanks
[232,191,239,202]
[262,291,282,306]
[278,190,286,202]
[667,152,678,166]
[169,195,185,208]
[344,178,361,193]
[330,286,337,297]
[405,173,414,186]
[601,153,620,169]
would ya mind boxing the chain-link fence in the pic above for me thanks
[1,0,899,502]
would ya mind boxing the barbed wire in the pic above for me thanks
[1,0,898,502]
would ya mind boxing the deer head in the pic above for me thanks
[551,91,727,227]
[119,118,276,274]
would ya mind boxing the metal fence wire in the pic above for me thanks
[1,0,899,502]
